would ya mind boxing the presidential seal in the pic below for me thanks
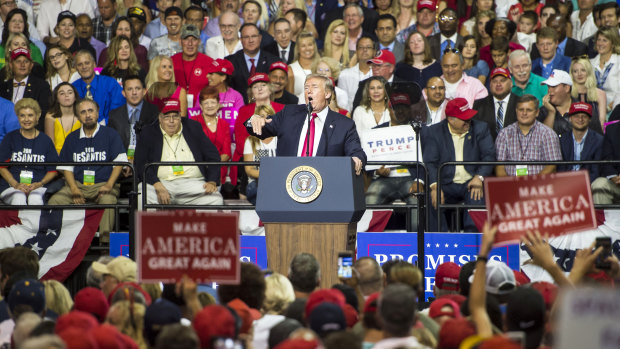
[286,166,323,203]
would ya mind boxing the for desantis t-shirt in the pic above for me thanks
[0,130,58,191]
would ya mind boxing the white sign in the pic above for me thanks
[557,288,620,349]
[360,125,421,170]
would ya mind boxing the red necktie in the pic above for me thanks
[302,113,318,157]
[249,58,256,76]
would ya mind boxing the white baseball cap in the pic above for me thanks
[541,69,573,87]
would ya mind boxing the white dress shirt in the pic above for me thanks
[571,10,598,43]
[297,106,328,157]
[205,35,243,60]
[338,63,372,110]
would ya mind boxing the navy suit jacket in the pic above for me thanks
[225,50,281,103]
[422,119,496,185]
[600,122,620,177]
[558,129,603,182]
[245,104,366,164]
[532,54,571,77]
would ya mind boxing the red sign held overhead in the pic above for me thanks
[136,211,240,284]
[484,171,597,244]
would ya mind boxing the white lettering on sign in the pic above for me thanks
[172,222,207,234]
[142,237,236,256]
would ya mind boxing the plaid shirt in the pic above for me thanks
[495,121,562,176]
[92,15,118,44]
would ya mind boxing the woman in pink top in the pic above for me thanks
[206,58,244,142]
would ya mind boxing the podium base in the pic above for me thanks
[264,223,356,289]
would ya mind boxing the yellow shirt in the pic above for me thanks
[157,126,202,181]
[448,124,472,184]
[53,117,81,154]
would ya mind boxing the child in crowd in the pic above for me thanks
[243,105,278,205]
[517,11,539,53]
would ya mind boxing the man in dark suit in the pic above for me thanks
[0,48,50,131]
[376,14,405,63]
[241,0,275,50]
[473,68,519,141]
[423,98,496,232]
[108,76,159,155]
[592,120,620,204]
[530,14,588,61]
[247,74,366,174]
[428,8,463,62]
[264,18,296,64]
[320,1,378,42]
[557,102,603,182]
[352,50,421,112]
[225,23,281,103]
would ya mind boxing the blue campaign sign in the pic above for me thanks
[240,235,268,269]
[110,232,130,257]
[357,232,520,300]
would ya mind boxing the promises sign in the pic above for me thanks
[136,211,240,284]
[484,171,597,244]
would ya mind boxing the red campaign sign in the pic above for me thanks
[484,171,597,244]
[136,211,240,284]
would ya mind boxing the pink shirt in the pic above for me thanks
[442,73,489,107]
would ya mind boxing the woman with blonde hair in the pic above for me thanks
[322,20,352,69]
[590,26,620,111]
[301,56,350,114]
[289,32,320,96]
[394,0,417,37]
[252,272,295,349]
[145,55,188,116]
[44,44,80,91]
[43,280,73,316]
[101,35,146,84]
[106,300,147,349]
[570,57,607,129]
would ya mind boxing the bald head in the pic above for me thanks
[354,257,383,296]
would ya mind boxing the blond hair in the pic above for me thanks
[322,20,350,67]
[262,273,295,314]
[145,55,175,90]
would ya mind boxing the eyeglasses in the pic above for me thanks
[438,15,456,22]
[443,48,460,54]
[427,85,445,90]
[0,1,16,7]
[49,52,64,60]
[357,45,374,51]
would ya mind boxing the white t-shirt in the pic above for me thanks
[244,137,278,183]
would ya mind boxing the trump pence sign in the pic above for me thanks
[136,211,240,284]
[484,171,597,244]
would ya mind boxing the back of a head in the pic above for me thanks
[323,331,362,349]
[458,261,476,297]
[308,302,346,339]
[144,299,182,347]
[506,287,546,349]
[387,261,422,292]
[12,312,42,348]
[155,323,200,349]
[268,318,303,349]
[288,253,320,294]
[19,334,66,349]
[378,283,417,338]
[193,305,237,349]
[263,273,295,315]
[353,257,383,296]
[217,262,266,309]
[0,247,39,297]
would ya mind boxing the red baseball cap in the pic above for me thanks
[490,67,511,80]
[417,0,436,11]
[11,48,31,61]
[368,49,396,66]
[247,72,270,86]
[435,262,461,291]
[207,58,234,75]
[445,98,477,120]
[269,61,289,73]
[161,98,181,114]
[429,298,462,319]
[274,339,320,349]
[568,102,592,118]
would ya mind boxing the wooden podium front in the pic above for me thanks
[264,223,357,289]
[256,157,366,288]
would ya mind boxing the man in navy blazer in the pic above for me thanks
[531,27,571,79]
[592,121,620,204]
[423,98,496,232]
[247,74,366,175]
[557,102,603,182]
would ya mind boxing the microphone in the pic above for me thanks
[307,97,313,114]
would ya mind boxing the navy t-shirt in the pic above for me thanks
[0,130,58,192]
[59,126,126,184]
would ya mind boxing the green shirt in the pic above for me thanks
[0,43,44,69]
[511,72,548,107]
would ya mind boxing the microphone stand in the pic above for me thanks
[409,119,426,303]
[305,97,313,157]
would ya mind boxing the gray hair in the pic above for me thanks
[86,255,114,288]
[343,3,364,17]
[509,49,531,66]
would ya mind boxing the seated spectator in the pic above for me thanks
[508,49,548,106]
[531,14,588,60]
[49,99,127,242]
[134,99,223,207]
[516,11,537,53]
[592,121,620,204]
[72,50,125,125]
[298,57,349,112]
[264,18,295,65]
[92,0,119,44]
[244,104,277,205]
[395,31,443,90]
[127,6,151,49]
[191,86,232,186]
[459,35,489,85]
[0,98,58,205]
[473,68,519,141]
[440,50,488,109]
[75,13,105,62]
[338,36,374,110]
[171,24,213,108]
[424,76,447,125]
[590,26,620,112]
[241,0,275,50]
[479,18,525,69]
[36,0,94,43]
[204,0,241,38]
[97,16,149,71]
[289,31,319,97]
[144,0,173,39]
[496,94,562,177]
[0,47,51,130]
[51,11,97,59]
[147,7,183,59]
[557,102,603,181]
[460,0,494,38]
[398,0,440,43]
[269,62,297,105]
[0,9,43,69]
[353,76,392,137]
[205,11,243,60]
[532,27,571,79]
[0,32,44,80]
[539,69,602,135]
[144,55,188,116]
[100,35,147,84]
[425,98,495,232]
[489,36,509,69]
[323,19,352,69]
[44,82,80,154]
[183,5,208,49]
[569,56,607,132]
[428,8,464,62]
[571,0,597,42]
[206,59,244,135]
[44,44,80,91]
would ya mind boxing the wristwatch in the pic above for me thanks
[477,175,484,182]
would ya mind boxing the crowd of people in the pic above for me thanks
[0,0,618,234]
[1,224,618,349]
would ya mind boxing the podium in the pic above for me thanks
[256,157,365,288]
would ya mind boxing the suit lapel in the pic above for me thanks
[316,110,337,156]
[292,107,306,156]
